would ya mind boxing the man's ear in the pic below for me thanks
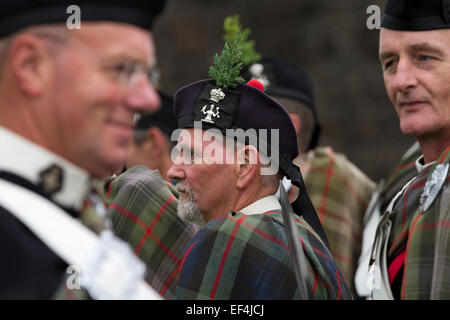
[289,112,301,137]
[9,33,51,97]
[147,127,167,156]
[235,145,259,190]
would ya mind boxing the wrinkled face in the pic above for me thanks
[379,28,450,139]
[49,23,160,178]
[167,128,237,224]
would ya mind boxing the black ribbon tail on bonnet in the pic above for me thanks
[288,164,331,251]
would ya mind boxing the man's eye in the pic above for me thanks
[418,55,432,62]
[383,60,395,70]
[115,64,135,77]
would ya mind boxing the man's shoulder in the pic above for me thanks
[189,210,329,256]
[187,211,289,252]
[0,204,70,299]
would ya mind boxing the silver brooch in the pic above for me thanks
[39,164,63,195]
[420,163,449,212]
[201,88,224,124]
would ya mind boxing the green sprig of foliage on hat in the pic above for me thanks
[208,27,245,89]
[223,15,261,66]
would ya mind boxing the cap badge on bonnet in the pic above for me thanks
[201,88,225,124]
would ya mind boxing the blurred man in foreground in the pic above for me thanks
[0,1,166,299]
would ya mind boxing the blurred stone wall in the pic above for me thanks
[152,0,416,181]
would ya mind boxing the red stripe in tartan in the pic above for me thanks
[307,166,367,207]
[389,176,426,250]
[401,212,423,300]
[307,263,332,293]
[439,147,450,164]
[391,162,416,175]
[294,216,334,262]
[178,240,197,283]
[413,220,450,231]
[401,179,427,232]
[160,262,180,297]
[110,201,180,263]
[319,207,349,224]
[312,271,318,296]
[320,208,362,242]
[231,216,290,252]
[390,230,408,252]
[335,267,342,300]
[210,215,246,300]
[104,180,114,198]
[109,203,147,229]
[318,147,335,223]
[294,216,315,235]
[333,253,352,265]
[134,195,176,255]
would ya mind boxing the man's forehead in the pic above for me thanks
[379,28,450,54]
[177,128,226,147]
[72,22,155,64]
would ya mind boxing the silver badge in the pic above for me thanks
[201,88,224,124]
[39,164,63,195]
[420,163,449,212]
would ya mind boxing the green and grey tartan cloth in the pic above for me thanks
[298,146,375,294]
[176,209,353,300]
[104,166,197,299]
[371,147,450,299]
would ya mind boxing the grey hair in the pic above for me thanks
[224,135,282,188]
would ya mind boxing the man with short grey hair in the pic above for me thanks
[169,37,352,299]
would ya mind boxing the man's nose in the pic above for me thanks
[167,163,186,182]
[391,59,419,92]
[124,74,161,114]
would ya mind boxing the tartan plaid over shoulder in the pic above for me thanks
[104,166,197,299]
[379,142,422,213]
[386,147,450,299]
[298,146,375,294]
[176,209,353,300]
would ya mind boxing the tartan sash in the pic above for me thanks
[371,147,450,299]
[176,209,353,300]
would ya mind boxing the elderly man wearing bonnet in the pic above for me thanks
[169,35,352,299]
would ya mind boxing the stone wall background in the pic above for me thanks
[152,0,416,182]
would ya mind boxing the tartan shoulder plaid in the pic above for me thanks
[104,165,197,299]
[176,209,353,300]
[298,146,375,294]
[380,142,422,212]
[387,147,450,299]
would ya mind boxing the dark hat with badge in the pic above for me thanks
[382,0,450,31]
[0,0,166,38]
[173,29,330,249]
[242,56,321,151]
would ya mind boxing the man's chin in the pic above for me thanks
[400,121,437,138]
[178,200,206,229]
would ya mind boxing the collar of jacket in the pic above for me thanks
[238,195,281,216]
[0,126,92,212]
[415,155,436,173]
